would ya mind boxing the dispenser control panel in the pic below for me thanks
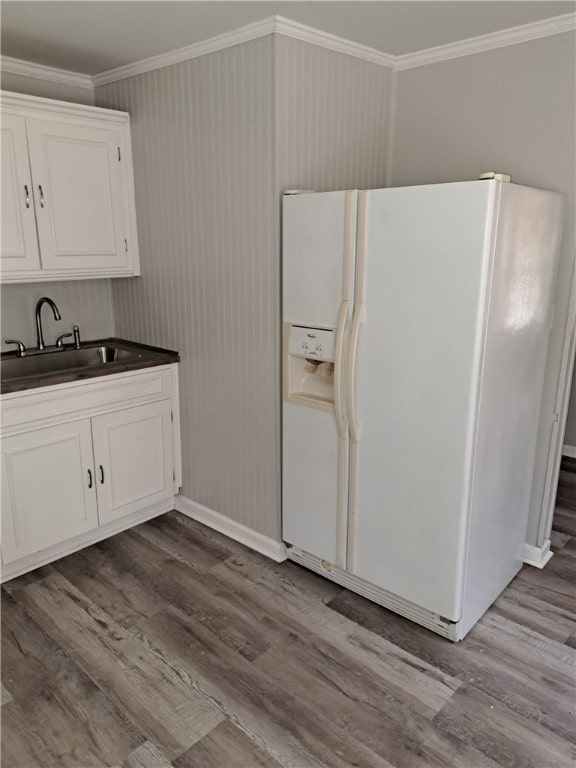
[288,325,335,362]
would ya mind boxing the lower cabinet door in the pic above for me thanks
[92,399,174,524]
[1,420,99,564]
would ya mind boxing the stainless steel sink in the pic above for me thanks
[1,344,147,382]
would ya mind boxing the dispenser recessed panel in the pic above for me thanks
[288,325,335,361]
[284,324,336,411]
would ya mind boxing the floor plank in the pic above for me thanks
[135,606,366,768]
[15,572,223,761]
[2,591,142,766]
[253,637,494,768]
[557,457,576,512]
[1,700,59,768]
[327,588,576,744]
[550,529,571,551]
[174,720,283,768]
[2,509,575,768]
[433,685,576,768]
[1,683,13,707]
[505,547,576,615]
[51,544,165,629]
[209,553,460,719]
[490,584,575,642]
[553,505,576,537]
[100,528,274,662]
[118,741,173,768]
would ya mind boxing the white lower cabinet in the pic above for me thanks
[0,365,181,580]
[1,419,99,564]
[92,400,174,524]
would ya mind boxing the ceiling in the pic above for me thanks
[1,1,574,76]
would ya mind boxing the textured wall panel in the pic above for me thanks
[96,37,279,537]
[1,279,114,350]
[390,32,576,544]
[275,36,391,193]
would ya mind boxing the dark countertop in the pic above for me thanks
[1,338,180,395]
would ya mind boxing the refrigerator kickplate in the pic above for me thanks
[287,546,463,642]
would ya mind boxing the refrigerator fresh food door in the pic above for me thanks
[348,181,497,621]
[282,190,357,566]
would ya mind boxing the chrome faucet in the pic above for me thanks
[35,297,61,350]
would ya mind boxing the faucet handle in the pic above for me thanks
[56,332,73,348]
[5,339,26,358]
[73,325,81,349]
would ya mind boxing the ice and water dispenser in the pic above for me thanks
[284,324,335,410]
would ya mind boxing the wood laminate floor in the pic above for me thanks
[2,509,575,768]
[556,455,576,522]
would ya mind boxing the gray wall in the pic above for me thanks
[389,31,576,543]
[96,37,279,536]
[95,34,391,540]
[1,72,115,351]
[1,280,114,350]
[275,36,391,192]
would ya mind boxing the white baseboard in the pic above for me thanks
[523,539,553,569]
[175,495,287,563]
[562,444,576,459]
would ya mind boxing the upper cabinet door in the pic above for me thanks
[0,114,41,273]
[26,118,130,272]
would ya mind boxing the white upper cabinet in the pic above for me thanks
[1,114,41,273]
[0,91,140,283]
[26,118,130,272]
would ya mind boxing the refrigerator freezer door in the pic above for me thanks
[283,191,356,328]
[283,403,341,562]
[282,191,357,566]
[349,181,497,621]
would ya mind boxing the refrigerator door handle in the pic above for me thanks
[347,302,365,444]
[347,192,368,445]
[334,299,350,438]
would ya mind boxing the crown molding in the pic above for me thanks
[393,12,576,71]
[0,55,94,90]
[1,12,574,89]
[93,16,277,86]
[1,89,128,122]
[93,14,395,85]
[274,16,396,68]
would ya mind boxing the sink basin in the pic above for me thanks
[1,344,147,382]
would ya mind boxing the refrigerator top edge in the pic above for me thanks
[379,178,561,196]
[282,179,561,198]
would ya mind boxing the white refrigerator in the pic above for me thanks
[282,179,563,640]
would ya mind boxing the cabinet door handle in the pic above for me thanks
[38,185,45,208]
[87,469,93,489]
[99,465,105,484]
[24,185,30,209]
